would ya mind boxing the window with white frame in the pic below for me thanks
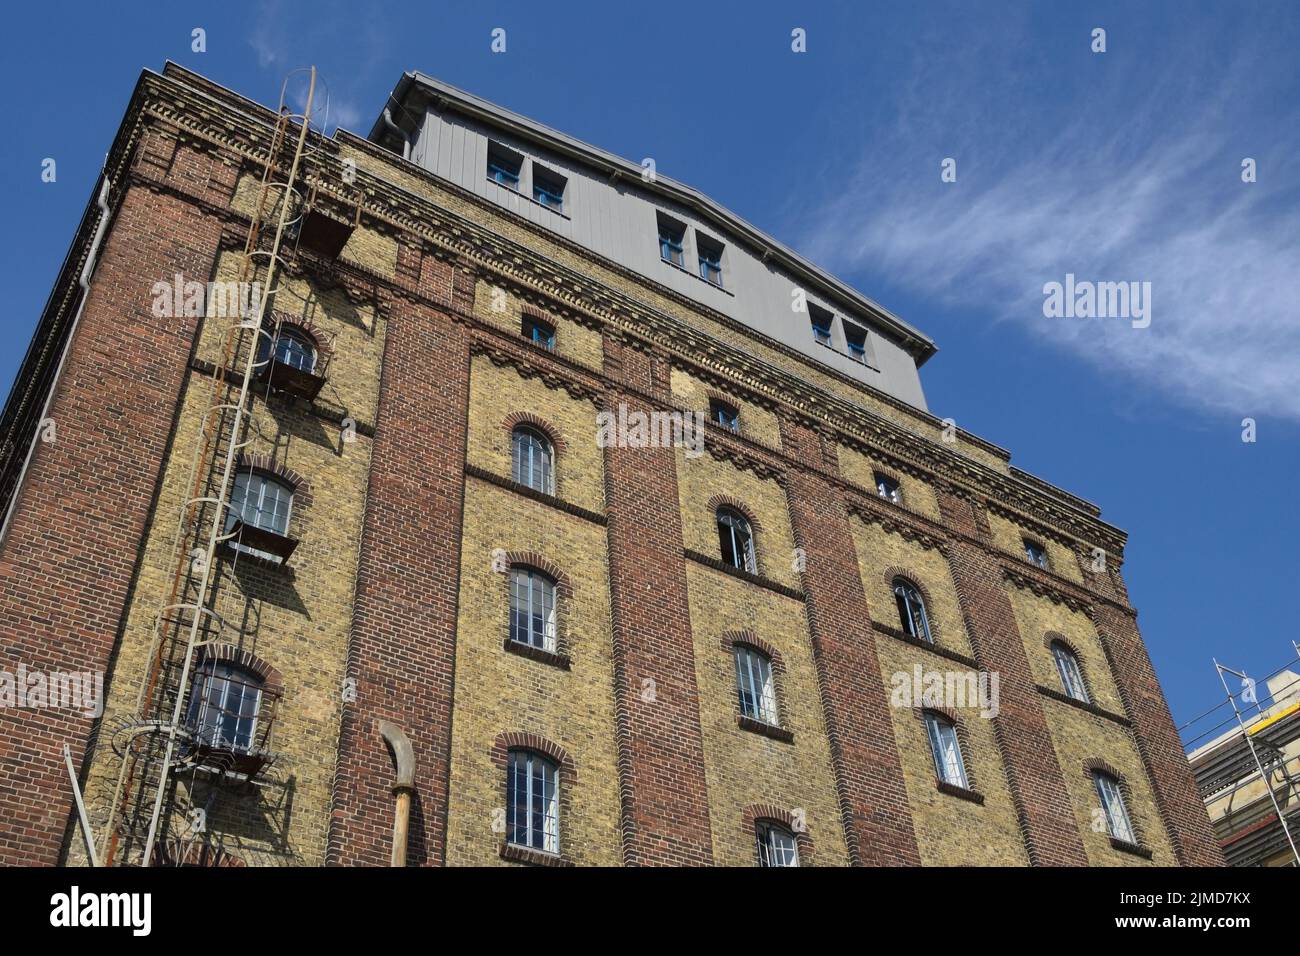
[756,821,799,867]
[506,749,560,853]
[1094,771,1136,844]
[509,568,557,652]
[734,644,778,725]
[893,578,933,644]
[187,661,263,753]
[716,507,756,573]
[511,425,554,494]
[924,712,969,789]
[1051,641,1090,703]
[259,325,317,373]
[227,471,293,538]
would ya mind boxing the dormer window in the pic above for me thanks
[844,323,869,363]
[487,141,523,190]
[533,165,567,212]
[697,235,724,287]
[657,213,686,267]
[810,305,833,347]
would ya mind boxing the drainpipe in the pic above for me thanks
[0,174,112,546]
[378,720,415,866]
[380,107,412,160]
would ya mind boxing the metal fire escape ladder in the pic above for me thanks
[94,69,320,867]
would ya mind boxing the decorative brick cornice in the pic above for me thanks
[1003,565,1092,614]
[847,497,948,552]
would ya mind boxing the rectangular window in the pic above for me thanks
[1024,539,1049,569]
[487,141,523,190]
[875,473,901,504]
[507,751,559,853]
[657,213,686,267]
[522,314,555,351]
[844,323,869,363]
[532,165,567,212]
[756,822,799,867]
[696,235,724,287]
[709,398,739,432]
[810,305,833,347]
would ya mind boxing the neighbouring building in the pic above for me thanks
[1188,667,1300,866]
[0,63,1222,867]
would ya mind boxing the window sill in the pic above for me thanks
[737,714,794,743]
[682,549,804,601]
[1109,837,1153,859]
[503,637,571,670]
[500,842,572,867]
[813,337,879,372]
[871,621,979,668]
[486,176,571,220]
[1035,684,1131,727]
[936,781,985,805]
[464,464,607,525]
[660,256,735,297]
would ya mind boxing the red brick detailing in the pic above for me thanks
[705,493,763,532]
[936,489,1088,865]
[779,417,921,866]
[0,179,225,865]
[1090,602,1224,865]
[489,731,574,776]
[601,338,714,866]
[500,411,568,453]
[503,551,573,597]
[720,630,785,671]
[741,803,815,864]
[195,644,285,696]
[327,255,468,867]
[238,454,309,495]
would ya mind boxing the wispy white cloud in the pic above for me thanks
[799,23,1300,419]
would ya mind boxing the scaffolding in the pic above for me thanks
[1181,641,1300,867]
[72,67,356,867]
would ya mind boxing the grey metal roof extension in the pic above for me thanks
[370,70,938,364]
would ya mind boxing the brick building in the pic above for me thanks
[0,64,1221,867]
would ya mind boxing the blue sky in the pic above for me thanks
[2,1,1297,738]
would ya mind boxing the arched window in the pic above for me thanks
[924,712,969,788]
[756,821,799,867]
[511,426,554,494]
[228,471,293,537]
[259,325,317,373]
[187,661,263,753]
[507,749,560,854]
[893,578,932,644]
[1094,771,1136,844]
[734,644,778,725]
[510,567,557,652]
[1051,641,1090,703]
[717,507,756,573]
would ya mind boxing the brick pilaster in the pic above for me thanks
[327,252,468,866]
[937,488,1089,865]
[780,418,921,865]
[601,339,714,865]
[0,182,224,865]
[1092,601,1224,865]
